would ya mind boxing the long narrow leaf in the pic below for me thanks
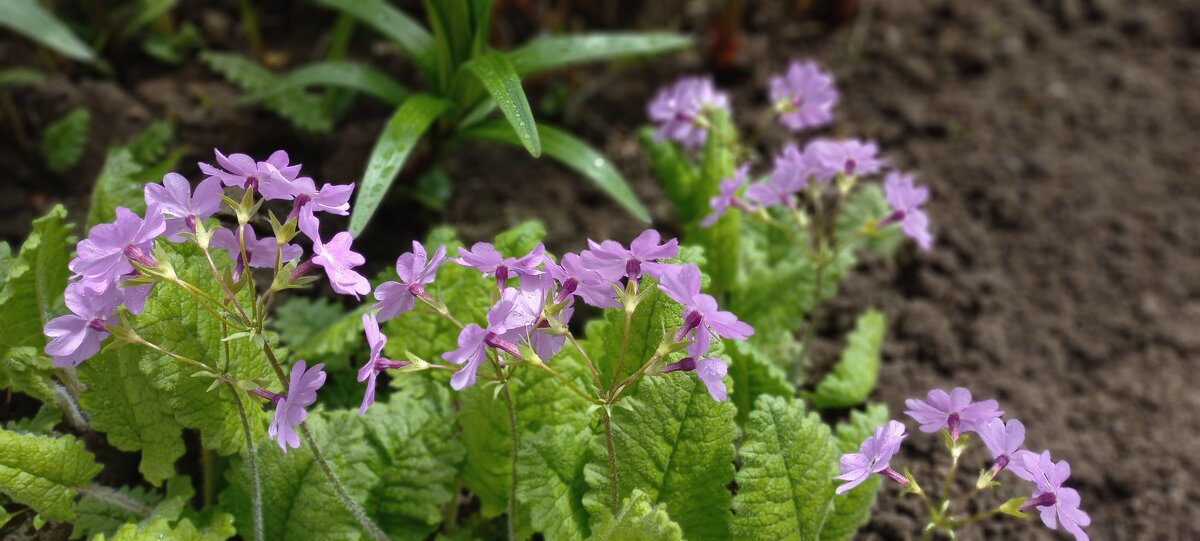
[309,0,434,76]
[349,94,451,236]
[462,119,649,222]
[508,32,690,76]
[245,61,408,105]
[0,0,95,63]
[461,53,541,157]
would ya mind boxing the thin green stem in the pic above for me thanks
[199,244,254,327]
[299,423,388,541]
[487,353,519,541]
[601,408,619,514]
[609,351,663,403]
[566,333,604,395]
[136,338,229,382]
[230,385,264,541]
[531,360,600,404]
[169,278,243,329]
[235,224,260,325]
[608,309,634,389]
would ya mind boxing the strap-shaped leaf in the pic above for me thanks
[348,94,450,237]
[732,395,837,541]
[0,0,96,62]
[460,53,541,157]
[246,61,409,105]
[808,310,884,409]
[509,32,690,76]
[0,205,73,352]
[586,488,683,541]
[461,119,650,222]
[0,428,101,520]
[820,404,889,541]
[309,0,434,73]
[583,374,737,541]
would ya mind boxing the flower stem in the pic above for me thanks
[229,385,264,541]
[487,353,519,541]
[566,333,604,394]
[608,309,634,389]
[531,360,600,404]
[299,423,388,541]
[601,407,619,514]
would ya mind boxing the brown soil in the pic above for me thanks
[4,1,1199,539]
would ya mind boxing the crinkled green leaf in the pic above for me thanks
[220,411,374,540]
[820,404,889,541]
[247,61,409,105]
[122,120,175,166]
[808,310,884,409]
[457,383,512,518]
[0,428,101,520]
[360,381,464,540]
[271,297,363,369]
[492,220,546,256]
[836,184,902,255]
[692,108,740,293]
[726,340,792,426]
[508,32,690,76]
[0,242,11,283]
[640,128,699,219]
[517,422,592,541]
[732,395,837,541]
[71,476,196,540]
[0,205,73,352]
[200,52,332,132]
[0,0,96,62]
[1,348,56,405]
[42,107,89,172]
[4,404,61,435]
[586,488,683,541]
[96,514,235,541]
[87,148,146,227]
[348,93,450,236]
[461,53,540,157]
[583,373,736,541]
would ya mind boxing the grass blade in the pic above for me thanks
[0,0,96,63]
[245,61,409,105]
[460,53,540,157]
[508,32,690,76]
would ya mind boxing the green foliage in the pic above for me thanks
[42,107,90,172]
[96,515,235,541]
[517,426,592,541]
[0,428,102,520]
[821,404,890,541]
[0,205,73,353]
[309,0,434,73]
[88,121,179,227]
[247,61,409,105]
[0,349,57,407]
[348,94,450,236]
[508,33,691,76]
[725,340,793,426]
[809,310,885,409]
[0,0,96,62]
[583,374,737,541]
[200,52,332,132]
[461,53,540,157]
[271,297,366,370]
[732,395,837,541]
[71,475,214,540]
[586,489,683,541]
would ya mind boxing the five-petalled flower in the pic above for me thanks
[882,171,933,250]
[581,229,679,282]
[769,60,838,132]
[1010,450,1091,541]
[357,312,410,414]
[647,76,730,148]
[905,387,1004,440]
[658,264,754,344]
[835,420,908,494]
[144,173,222,241]
[297,209,370,298]
[375,241,447,321]
[264,360,326,452]
[43,283,123,367]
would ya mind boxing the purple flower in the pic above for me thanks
[287,177,354,218]
[199,149,300,201]
[979,418,1025,467]
[266,360,326,451]
[294,210,369,298]
[701,163,751,227]
[357,312,410,414]
[835,420,907,494]
[658,264,754,343]
[144,173,223,241]
[444,289,527,390]
[746,143,818,208]
[647,76,730,149]
[807,138,884,181]
[882,171,933,251]
[374,241,447,321]
[454,242,545,289]
[43,283,122,367]
[211,226,302,280]
[545,253,618,308]
[531,304,572,360]
[770,60,838,131]
[580,229,679,282]
[1012,451,1091,541]
[904,387,1004,440]
[661,336,728,401]
[69,206,165,293]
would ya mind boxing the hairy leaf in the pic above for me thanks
[88,149,145,227]
[0,428,101,520]
[820,404,890,541]
[640,128,699,219]
[0,205,73,353]
[726,340,793,426]
[732,395,837,540]
[248,61,409,105]
[272,297,362,369]
[586,488,683,541]
[200,52,332,132]
[517,425,592,541]
[460,120,649,222]
[71,475,198,540]
[508,33,690,75]
[809,310,884,409]
[0,0,96,62]
[348,94,450,236]
[461,53,540,157]
[42,107,90,172]
[96,515,235,541]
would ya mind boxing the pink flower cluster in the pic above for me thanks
[836,387,1090,541]
[357,230,754,412]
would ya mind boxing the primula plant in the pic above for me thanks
[202,0,691,234]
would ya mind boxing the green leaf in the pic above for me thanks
[583,374,737,541]
[220,411,374,540]
[732,395,837,541]
[123,120,175,166]
[309,0,434,77]
[42,107,89,172]
[836,184,902,255]
[0,67,44,86]
[692,107,740,294]
[640,127,699,218]
[97,515,235,541]
[348,94,451,237]
[0,349,56,408]
[460,120,649,222]
[0,0,96,62]
[200,52,332,132]
[271,297,361,369]
[725,340,792,426]
[0,428,101,520]
[492,220,546,256]
[820,404,889,541]
[0,205,73,352]
[460,53,540,157]
[87,148,146,226]
[246,61,409,105]
[586,488,683,541]
[71,481,171,540]
[0,241,11,283]
[808,310,885,409]
[518,425,592,541]
[359,381,464,540]
[508,33,690,76]
[4,404,61,435]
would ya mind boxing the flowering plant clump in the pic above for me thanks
[834,387,1091,540]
